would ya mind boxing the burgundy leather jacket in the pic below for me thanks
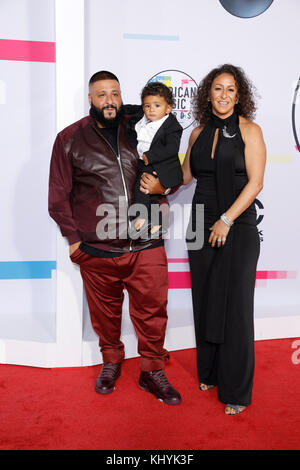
[48,112,165,252]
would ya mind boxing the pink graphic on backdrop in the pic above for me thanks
[256,270,297,279]
[0,39,56,63]
[167,262,297,289]
[181,78,193,86]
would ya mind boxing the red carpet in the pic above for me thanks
[0,338,300,450]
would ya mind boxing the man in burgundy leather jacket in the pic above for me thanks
[48,71,181,405]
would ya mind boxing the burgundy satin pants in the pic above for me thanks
[70,245,170,371]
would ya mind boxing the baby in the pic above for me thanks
[129,82,183,240]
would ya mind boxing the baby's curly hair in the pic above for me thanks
[141,82,174,107]
[193,64,258,126]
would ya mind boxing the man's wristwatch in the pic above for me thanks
[162,188,171,195]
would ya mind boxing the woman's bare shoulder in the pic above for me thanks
[239,117,263,142]
[239,116,263,135]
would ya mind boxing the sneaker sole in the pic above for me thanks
[138,383,181,405]
[95,385,116,395]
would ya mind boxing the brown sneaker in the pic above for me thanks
[95,362,121,394]
[139,369,182,405]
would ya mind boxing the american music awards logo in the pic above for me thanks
[292,77,300,153]
[255,198,264,242]
[148,70,198,130]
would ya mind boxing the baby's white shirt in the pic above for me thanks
[135,114,169,158]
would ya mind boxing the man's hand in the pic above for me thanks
[69,241,81,256]
[142,154,149,166]
[140,172,165,195]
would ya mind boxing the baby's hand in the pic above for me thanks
[142,154,149,166]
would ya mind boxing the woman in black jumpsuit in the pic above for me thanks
[182,65,266,415]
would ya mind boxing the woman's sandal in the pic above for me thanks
[199,383,216,391]
[225,404,246,415]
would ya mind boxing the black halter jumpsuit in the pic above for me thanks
[188,112,260,406]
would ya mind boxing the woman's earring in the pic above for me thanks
[208,97,211,102]
[236,98,239,104]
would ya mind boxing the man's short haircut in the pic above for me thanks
[141,82,174,107]
[89,71,119,86]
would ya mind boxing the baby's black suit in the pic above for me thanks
[129,110,183,227]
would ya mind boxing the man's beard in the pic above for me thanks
[90,102,124,128]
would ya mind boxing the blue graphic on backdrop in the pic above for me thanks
[219,0,273,18]
[0,261,56,279]
[123,33,179,41]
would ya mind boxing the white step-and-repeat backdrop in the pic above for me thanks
[0,0,57,352]
[0,0,299,367]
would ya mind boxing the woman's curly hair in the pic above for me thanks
[193,64,258,126]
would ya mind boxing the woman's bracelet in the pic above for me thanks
[220,213,234,227]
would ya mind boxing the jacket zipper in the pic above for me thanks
[94,125,133,251]
[116,127,133,251]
